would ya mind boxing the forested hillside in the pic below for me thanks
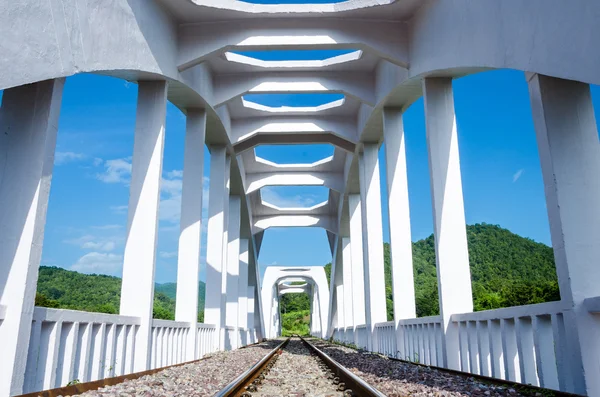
[285,223,560,327]
[36,266,206,321]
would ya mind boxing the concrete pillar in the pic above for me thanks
[225,196,241,348]
[342,237,354,329]
[238,239,249,332]
[383,107,417,357]
[0,79,64,396]
[219,168,231,349]
[348,194,366,337]
[527,74,600,396]
[333,248,345,331]
[358,144,388,351]
[174,109,206,361]
[120,81,168,372]
[423,77,473,370]
[205,147,230,350]
[247,286,255,331]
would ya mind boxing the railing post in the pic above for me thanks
[175,109,207,361]
[423,77,473,370]
[205,147,230,351]
[383,107,417,359]
[527,73,600,395]
[120,80,168,372]
[0,78,64,396]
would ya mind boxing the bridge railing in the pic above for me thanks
[151,319,191,369]
[335,301,588,393]
[374,321,396,356]
[196,323,218,358]
[355,324,368,349]
[450,301,567,390]
[23,307,140,394]
[397,316,444,366]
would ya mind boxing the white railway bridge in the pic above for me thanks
[0,1,599,396]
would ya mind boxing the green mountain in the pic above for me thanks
[35,266,207,321]
[298,223,560,323]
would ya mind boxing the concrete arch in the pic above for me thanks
[231,117,358,154]
[213,72,376,107]
[261,267,330,339]
[185,0,398,14]
[177,19,409,71]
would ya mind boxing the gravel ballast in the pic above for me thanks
[310,339,536,397]
[253,338,343,397]
[67,340,281,397]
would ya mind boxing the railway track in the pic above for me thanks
[215,336,385,397]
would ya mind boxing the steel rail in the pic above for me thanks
[299,336,386,397]
[214,337,290,397]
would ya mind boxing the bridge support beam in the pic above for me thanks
[238,239,250,335]
[175,109,206,361]
[342,237,355,330]
[423,77,473,370]
[348,194,366,345]
[359,144,388,351]
[0,79,64,396]
[383,108,416,358]
[225,196,241,349]
[528,73,600,396]
[205,147,231,350]
[120,81,168,372]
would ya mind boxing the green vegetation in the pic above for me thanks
[35,266,206,321]
[35,224,559,332]
[284,223,559,333]
[281,310,311,336]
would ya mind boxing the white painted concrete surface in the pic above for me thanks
[423,77,473,370]
[120,81,168,373]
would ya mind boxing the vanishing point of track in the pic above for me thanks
[215,336,385,397]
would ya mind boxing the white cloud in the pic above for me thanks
[71,252,123,276]
[55,151,85,165]
[81,241,116,252]
[512,169,524,183]
[96,158,132,184]
[159,251,178,259]
[110,205,128,215]
[93,158,104,167]
[166,170,183,179]
[64,234,121,252]
[92,224,123,230]
[260,186,320,208]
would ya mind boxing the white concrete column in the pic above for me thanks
[219,171,231,349]
[342,237,354,329]
[423,77,473,370]
[358,144,388,351]
[205,147,230,351]
[348,194,366,333]
[528,74,600,396]
[225,196,241,343]
[383,107,417,358]
[247,286,256,331]
[334,250,345,331]
[120,80,168,372]
[175,109,206,361]
[0,79,64,396]
[238,239,249,332]
[383,108,417,320]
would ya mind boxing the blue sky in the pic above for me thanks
[2,67,598,285]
